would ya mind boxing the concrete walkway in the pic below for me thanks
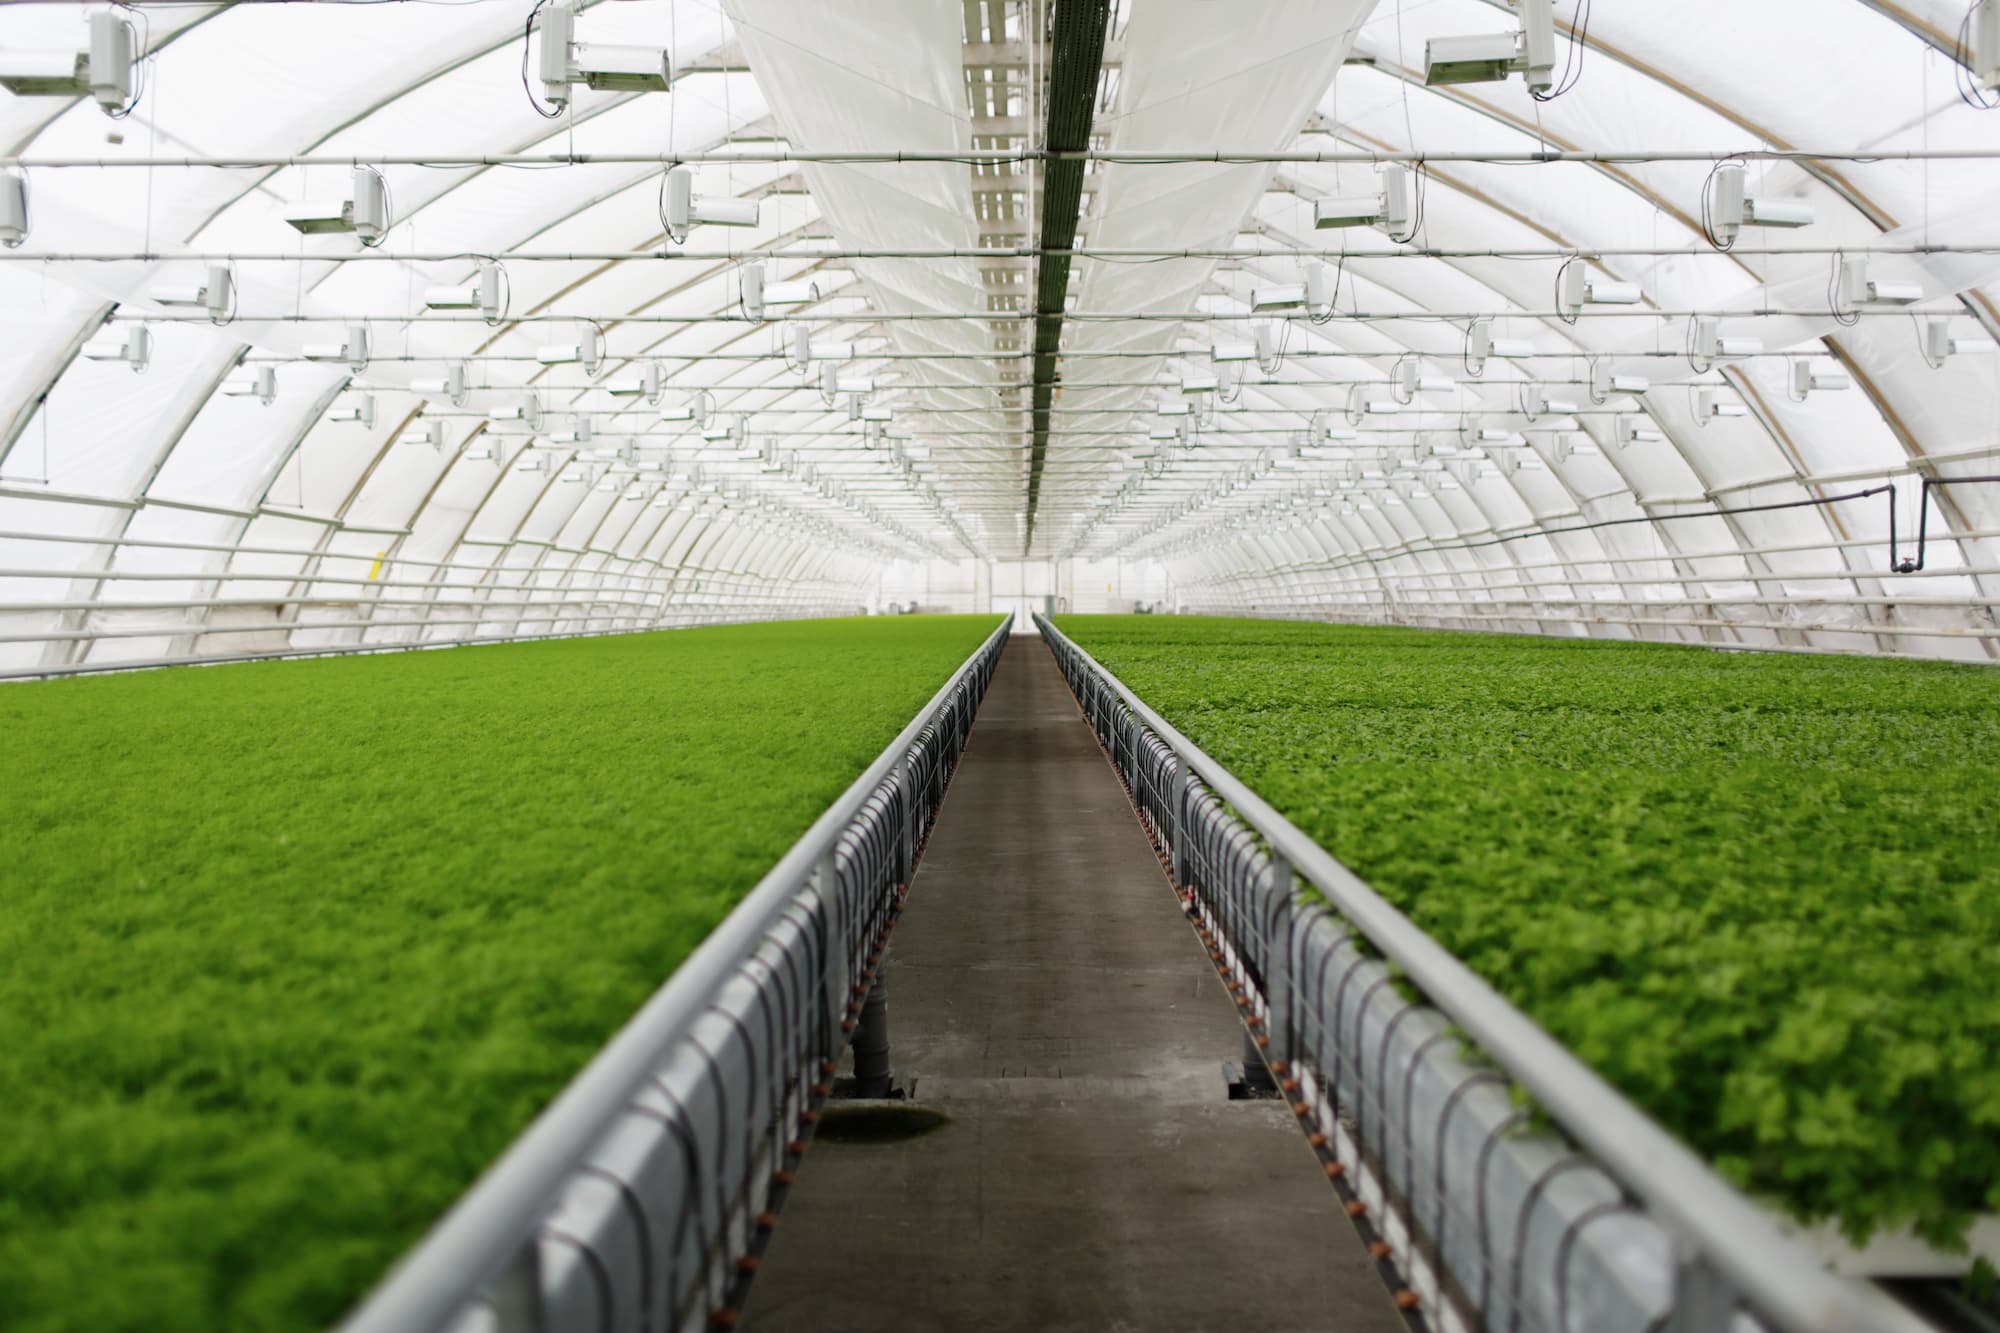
[746,635,1405,1333]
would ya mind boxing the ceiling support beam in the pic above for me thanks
[1023,0,1111,555]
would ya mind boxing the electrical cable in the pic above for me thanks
[1827,250,1860,327]
[521,0,564,119]
[1956,2,2000,109]
[1530,0,1590,102]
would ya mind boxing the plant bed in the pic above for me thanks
[1055,614,2000,1256]
[0,616,1001,1333]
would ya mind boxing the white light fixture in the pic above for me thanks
[549,415,594,445]
[422,262,503,322]
[1699,389,1748,420]
[285,166,389,244]
[0,12,136,115]
[0,170,25,248]
[303,323,370,371]
[1312,164,1411,237]
[1491,338,1535,359]
[1790,362,1850,398]
[1524,388,1579,418]
[1589,362,1649,403]
[1707,165,1815,247]
[412,363,469,408]
[1692,318,1761,363]
[1157,401,1191,417]
[535,325,603,376]
[1559,264,1642,316]
[222,366,278,406]
[516,453,550,474]
[535,2,671,111]
[1618,419,1664,448]
[661,165,760,245]
[407,420,449,450]
[1466,319,1492,375]
[327,395,376,427]
[1978,0,2000,90]
[1180,370,1219,394]
[490,394,543,431]
[763,278,821,308]
[1211,340,1257,363]
[1837,256,1922,310]
[83,326,151,373]
[607,361,664,404]
[152,265,234,321]
[1250,283,1306,312]
[1424,0,1554,93]
[741,262,766,322]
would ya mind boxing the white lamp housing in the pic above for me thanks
[1618,420,1664,447]
[1156,401,1191,418]
[1978,0,2000,89]
[0,169,25,248]
[223,366,278,406]
[861,405,892,423]
[1560,264,1642,314]
[303,324,370,371]
[534,326,603,376]
[1838,256,1923,310]
[1491,338,1535,359]
[832,373,874,396]
[1699,390,1748,420]
[535,2,671,111]
[1211,340,1257,363]
[549,415,594,445]
[608,361,664,404]
[490,394,543,431]
[411,363,468,407]
[1424,0,1554,93]
[1791,362,1850,397]
[1180,370,1219,394]
[1466,319,1492,374]
[407,420,449,450]
[661,165,761,244]
[1250,283,1306,312]
[1589,362,1650,402]
[741,262,766,322]
[1525,388,1579,418]
[285,167,388,243]
[327,395,377,427]
[422,262,502,321]
[1708,165,1816,246]
[1312,164,1410,236]
[83,326,151,372]
[0,12,136,115]
[763,278,821,308]
[153,265,234,320]
[1693,318,1760,361]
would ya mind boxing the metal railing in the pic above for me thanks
[337,617,1010,1333]
[1034,613,1930,1333]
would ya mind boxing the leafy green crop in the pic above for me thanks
[1057,614,2000,1247]
[0,616,999,1333]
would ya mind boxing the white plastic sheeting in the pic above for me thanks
[0,0,1996,668]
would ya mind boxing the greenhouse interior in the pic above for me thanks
[2,1,1998,1330]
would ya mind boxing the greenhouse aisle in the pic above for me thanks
[745,636,1403,1333]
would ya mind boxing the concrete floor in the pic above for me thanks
[745,636,1405,1333]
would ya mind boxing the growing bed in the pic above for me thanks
[1055,615,2000,1252]
[0,616,1000,1333]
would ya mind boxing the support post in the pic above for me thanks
[851,973,894,1099]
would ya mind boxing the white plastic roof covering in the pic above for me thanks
[0,0,1996,669]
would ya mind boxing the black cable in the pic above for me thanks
[1554,255,1580,325]
[1957,2,2000,110]
[1697,158,1743,252]
[1892,474,2000,572]
[1828,250,1860,326]
[522,0,565,119]
[1529,0,1590,102]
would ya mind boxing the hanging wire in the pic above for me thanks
[1529,0,1591,102]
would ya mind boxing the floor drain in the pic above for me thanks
[811,1102,951,1143]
